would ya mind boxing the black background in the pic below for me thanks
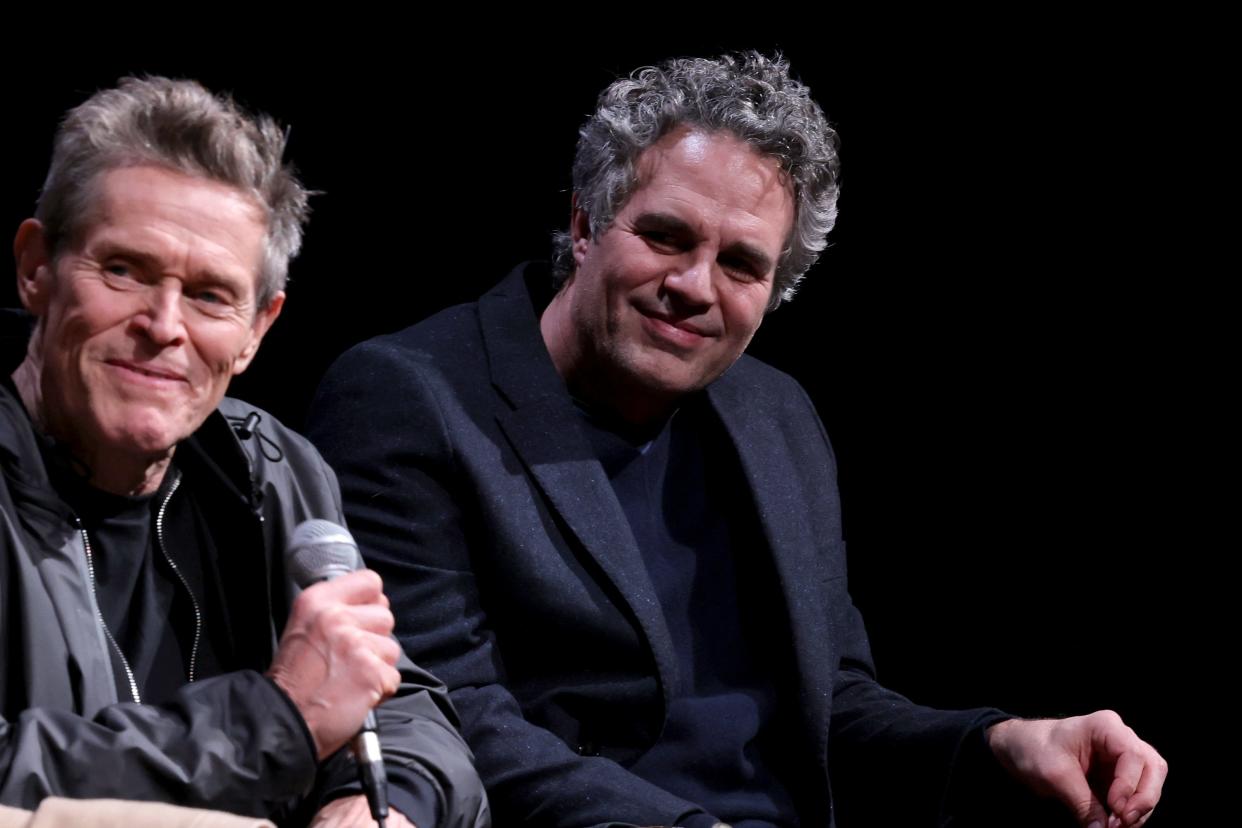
[4,26,1219,824]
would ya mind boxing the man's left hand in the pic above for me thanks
[986,711,1167,828]
[309,794,416,828]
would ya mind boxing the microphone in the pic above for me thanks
[286,519,390,828]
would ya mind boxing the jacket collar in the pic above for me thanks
[479,263,682,709]
[706,368,836,767]
[477,269,834,761]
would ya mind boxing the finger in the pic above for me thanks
[332,602,396,635]
[1043,757,1107,828]
[1115,750,1168,827]
[358,651,402,703]
[309,794,372,827]
[380,661,402,699]
[309,569,386,604]
[347,629,402,667]
[1104,749,1144,814]
[1079,794,1109,828]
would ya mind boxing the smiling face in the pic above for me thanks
[542,127,794,423]
[14,165,283,490]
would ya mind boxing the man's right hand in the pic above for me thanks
[267,569,402,759]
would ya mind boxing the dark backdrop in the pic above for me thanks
[5,29,1214,825]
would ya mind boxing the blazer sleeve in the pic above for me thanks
[307,339,719,828]
[781,380,1014,826]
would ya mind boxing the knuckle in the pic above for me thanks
[355,569,383,593]
[341,624,373,653]
[314,602,350,633]
[378,637,401,664]
[383,664,402,692]
[293,583,326,614]
[1093,708,1123,727]
[377,608,395,634]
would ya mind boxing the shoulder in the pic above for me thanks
[316,300,493,413]
[318,262,547,390]
[713,353,821,419]
[211,398,342,520]
[215,397,321,468]
[308,303,489,439]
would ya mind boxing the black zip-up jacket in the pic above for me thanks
[0,311,489,827]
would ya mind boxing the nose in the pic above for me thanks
[663,252,716,309]
[133,281,187,347]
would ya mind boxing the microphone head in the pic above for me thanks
[287,519,363,586]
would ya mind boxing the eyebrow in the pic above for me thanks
[635,211,776,275]
[96,245,163,273]
[91,240,248,292]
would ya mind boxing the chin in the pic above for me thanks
[106,414,187,457]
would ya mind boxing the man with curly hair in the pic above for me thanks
[309,54,1165,828]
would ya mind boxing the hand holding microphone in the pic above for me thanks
[268,520,397,826]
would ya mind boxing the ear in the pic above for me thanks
[13,219,54,316]
[231,291,285,376]
[569,196,592,270]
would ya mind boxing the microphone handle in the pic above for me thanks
[354,711,389,826]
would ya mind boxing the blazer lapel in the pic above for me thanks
[478,266,679,708]
[708,369,834,766]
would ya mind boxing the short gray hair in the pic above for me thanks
[35,76,309,310]
[551,52,840,309]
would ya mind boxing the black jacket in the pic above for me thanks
[0,311,489,827]
[308,264,1010,827]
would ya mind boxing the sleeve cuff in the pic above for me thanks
[317,766,442,828]
[258,672,319,766]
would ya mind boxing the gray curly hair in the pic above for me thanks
[551,52,840,309]
[35,76,309,311]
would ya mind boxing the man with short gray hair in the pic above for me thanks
[309,53,1165,827]
[0,76,488,827]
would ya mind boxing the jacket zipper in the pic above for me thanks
[77,469,201,704]
[79,526,142,704]
[154,472,202,684]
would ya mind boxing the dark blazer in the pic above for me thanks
[307,263,1005,827]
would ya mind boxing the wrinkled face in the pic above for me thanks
[16,165,283,464]
[563,128,793,412]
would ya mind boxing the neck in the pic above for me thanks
[540,290,679,427]
[11,356,173,497]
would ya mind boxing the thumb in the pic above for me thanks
[1046,761,1108,828]
[1071,788,1109,828]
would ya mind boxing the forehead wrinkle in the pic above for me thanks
[90,170,265,287]
[634,130,791,224]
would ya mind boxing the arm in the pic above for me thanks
[787,381,1167,827]
[0,670,317,815]
[827,595,1014,827]
[779,379,1015,825]
[245,409,489,828]
[306,339,714,828]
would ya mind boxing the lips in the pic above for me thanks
[636,308,718,349]
[106,359,188,383]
